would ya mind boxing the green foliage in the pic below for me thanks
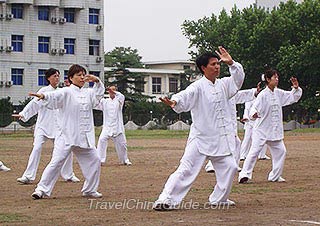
[0,97,13,127]
[182,0,320,122]
[104,47,144,68]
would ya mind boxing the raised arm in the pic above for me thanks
[87,76,105,108]
[278,77,302,107]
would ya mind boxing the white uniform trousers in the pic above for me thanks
[239,139,286,181]
[156,139,238,205]
[96,130,129,164]
[22,134,74,181]
[205,135,241,171]
[35,136,101,196]
[240,127,269,160]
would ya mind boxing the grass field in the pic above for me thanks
[0,129,320,225]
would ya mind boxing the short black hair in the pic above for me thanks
[67,64,87,84]
[45,68,60,84]
[195,52,220,74]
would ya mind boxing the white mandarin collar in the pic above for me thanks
[70,84,83,91]
[202,76,217,87]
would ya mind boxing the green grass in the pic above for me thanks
[287,128,320,133]
[0,213,27,223]
[125,130,189,139]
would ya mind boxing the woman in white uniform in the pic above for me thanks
[29,64,105,199]
[239,68,302,183]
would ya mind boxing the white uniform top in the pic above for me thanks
[42,81,104,149]
[228,88,256,134]
[19,85,60,139]
[249,86,302,141]
[172,61,245,157]
[95,91,125,137]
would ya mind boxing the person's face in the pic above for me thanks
[267,73,279,89]
[47,72,60,88]
[201,57,220,80]
[109,86,117,99]
[70,71,85,88]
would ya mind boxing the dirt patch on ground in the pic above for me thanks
[0,132,319,225]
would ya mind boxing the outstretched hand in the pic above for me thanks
[215,46,233,65]
[12,114,22,120]
[29,92,44,100]
[159,97,177,108]
[290,77,299,89]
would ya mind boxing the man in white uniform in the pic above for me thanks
[153,47,245,210]
[205,85,260,173]
[29,64,104,199]
[0,161,10,171]
[14,68,79,184]
[95,86,131,165]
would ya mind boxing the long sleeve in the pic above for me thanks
[91,79,105,108]
[42,88,66,110]
[171,84,198,114]
[277,87,302,107]
[234,88,256,104]
[221,61,245,99]
[19,98,40,122]
[115,91,125,108]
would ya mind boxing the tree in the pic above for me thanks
[104,47,149,102]
[182,0,320,122]
[0,97,14,127]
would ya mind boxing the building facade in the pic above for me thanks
[105,60,197,101]
[0,0,104,105]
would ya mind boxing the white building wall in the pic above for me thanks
[0,0,104,105]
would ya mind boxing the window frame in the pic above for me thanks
[152,77,162,94]
[11,35,23,52]
[11,68,24,85]
[89,8,99,24]
[38,36,50,53]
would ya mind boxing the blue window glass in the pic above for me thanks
[89,8,99,24]
[64,70,68,80]
[64,38,75,54]
[64,8,75,23]
[38,36,50,53]
[12,35,23,52]
[11,68,23,85]
[38,69,48,86]
[88,71,100,87]
[89,39,100,56]
[38,7,50,21]
[11,4,23,19]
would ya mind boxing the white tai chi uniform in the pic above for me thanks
[155,61,245,207]
[34,81,104,196]
[95,91,130,164]
[239,86,302,182]
[19,85,74,181]
[240,99,269,160]
[205,88,257,172]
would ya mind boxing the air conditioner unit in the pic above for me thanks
[51,17,57,23]
[6,46,13,52]
[96,56,103,63]
[50,48,57,55]
[59,17,66,24]
[96,25,103,31]
[6,13,14,20]
[0,81,4,87]
[58,48,66,55]
[0,46,4,52]
[5,81,13,87]
[0,14,5,20]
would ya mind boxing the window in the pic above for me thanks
[38,36,50,53]
[38,69,48,86]
[12,35,23,52]
[152,77,161,94]
[169,78,178,93]
[64,38,75,54]
[11,4,23,19]
[11,68,23,85]
[89,71,100,87]
[89,8,99,24]
[64,8,75,23]
[38,7,49,21]
[64,70,68,80]
[89,39,100,56]
[183,65,191,70]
